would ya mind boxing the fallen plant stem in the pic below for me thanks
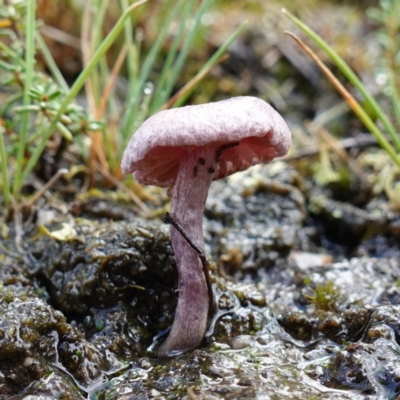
[40,25,81,50]
[95,161,149,215]
[36,32,70,94]
[314,127,351,161]
[306,122,365,181]
[284,134,378,162]
[285,31,400,170]
[22,168,69,211]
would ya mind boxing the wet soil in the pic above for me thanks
[1,161,400,399]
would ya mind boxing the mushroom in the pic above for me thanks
[121,96,291,357]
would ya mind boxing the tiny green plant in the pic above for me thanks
[304,280,342,312]
[0,0,247,213]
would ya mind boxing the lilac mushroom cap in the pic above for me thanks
[121,96,291,186]
[121,96,291,357]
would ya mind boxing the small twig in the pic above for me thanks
[284,133,378,162]
[164,212,213,310]
[164,213,204,258]
[95,161,150,215]
[306,123,364,180]
[88,130,109,171]
[22,168,69,211]
[40,25,81,50]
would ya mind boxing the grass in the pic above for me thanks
[0,125,9,209]
[282,0,400,170]
[0,0,247,212]
[13,0,35,198]
[3,0,398,214]
[21,0,148,186]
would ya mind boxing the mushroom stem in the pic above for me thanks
[158,146,217,357]
[164,212,213,310]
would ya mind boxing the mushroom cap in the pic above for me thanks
[121,96,291,187]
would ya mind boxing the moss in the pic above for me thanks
[304,280,343,312]
[0,293,107,396]
[1,288,15,303]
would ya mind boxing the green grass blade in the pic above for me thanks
[21,0,147,185]
[0,126,10,209]
[89,0,110,108]
[120,0,185,138]
[13,0,36,198]
[150,0,195,114]
[36,32,70,94]
[134,81,154,129]
[349,96,400,168]
[159,0,213,109]
[171,20,249,108]
[120,0,139,98]
[282,8,400,153]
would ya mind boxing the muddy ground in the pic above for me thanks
[1,160,400,399]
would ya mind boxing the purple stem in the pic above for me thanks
[158,146,217,357]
